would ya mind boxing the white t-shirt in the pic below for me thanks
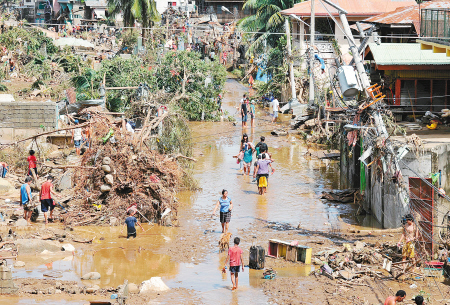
[272,99,279,112]
[73,128,82,141]
[126,122,134,133]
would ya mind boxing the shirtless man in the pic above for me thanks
[384,290,406,305]
[397,214,419,266]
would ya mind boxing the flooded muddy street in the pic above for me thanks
[4,79,387,304]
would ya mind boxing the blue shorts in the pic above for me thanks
[273,111,278,118]
[242,114,247,122]
[74,140,81,148]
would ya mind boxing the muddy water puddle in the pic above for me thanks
[12,225,178,288]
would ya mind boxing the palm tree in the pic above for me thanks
[239,0,301,54]
[108,0,160,29]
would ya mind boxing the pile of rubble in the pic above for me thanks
[65,117,183,227]
[313,240,403,281]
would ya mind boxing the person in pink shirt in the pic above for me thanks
[223,237,244,290]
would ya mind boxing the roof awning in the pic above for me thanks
[93,8,106,19]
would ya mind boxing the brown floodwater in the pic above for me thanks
[6,79,380,304]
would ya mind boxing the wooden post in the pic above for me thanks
[414,79,418,107]
[445,80,448,108]
[430,79,433,111]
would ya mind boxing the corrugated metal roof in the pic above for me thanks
[361,1,450,34]
[281,0,417,17]
[365,43,450,65]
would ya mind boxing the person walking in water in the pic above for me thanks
[212,189,233,233]
[249,100,256,128]
[223,237,244,290]
[253,154,275,195]
[240,134,254,176]
[384,290,406,305]
[241,97,248,128]
[271,96,280,123]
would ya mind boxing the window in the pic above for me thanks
[217,5,222,14]
[168,2,172,7]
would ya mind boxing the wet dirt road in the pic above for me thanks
[5,79,372,304]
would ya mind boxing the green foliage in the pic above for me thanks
[0,83,7,92]
[157,51,227,120]
[0,27,57,55]
[239,0,302,55]
[108,0,160,28]
[121,29,139,50]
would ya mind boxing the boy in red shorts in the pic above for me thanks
[223,237,244,290]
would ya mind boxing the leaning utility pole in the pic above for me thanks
[308,0,315,105]
[285,18,297,102]
[322,0,409,212]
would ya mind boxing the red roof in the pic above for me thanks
[280,0,417,17]
[362,0,450,34]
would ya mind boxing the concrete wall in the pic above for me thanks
[343,138,450,235]
[0,101,57,143]
[0,101,57,129]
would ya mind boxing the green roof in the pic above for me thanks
[366,43,450,65]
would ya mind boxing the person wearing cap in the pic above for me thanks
[71,120,82,155]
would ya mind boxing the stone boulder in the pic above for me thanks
[140,277,170,293]
[104,174,114,186]
[81,272,101,280]
[100,184,111,192]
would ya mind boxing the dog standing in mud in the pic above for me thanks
[219,232,232,252]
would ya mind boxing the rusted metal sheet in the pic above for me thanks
[409,177,434,255]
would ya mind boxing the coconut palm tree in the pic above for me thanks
[239,0,302,54]
[108,0,160,29]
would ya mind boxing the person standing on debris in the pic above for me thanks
[40,176,59,224]
[27,150,38,180]
[222,51,227,65]
[223,237,244,290]
[0,161,8,178]
[384,290,406,305]
[414,296,424,305]
[20,177,33,225]
[72,120,82,156]
[253,153,275,195]
[271,97,280,123]
[212,189,233,233]
[121,209,144,239]
[8,58,14,73]
[397,214,419,266]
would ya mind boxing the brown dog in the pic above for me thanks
[219,232,232,252]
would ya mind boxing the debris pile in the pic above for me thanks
[65,117,183,226]
[313,240,429,282]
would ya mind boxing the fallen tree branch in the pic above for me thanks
[1,123,90,146]
[42,163,97,169]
